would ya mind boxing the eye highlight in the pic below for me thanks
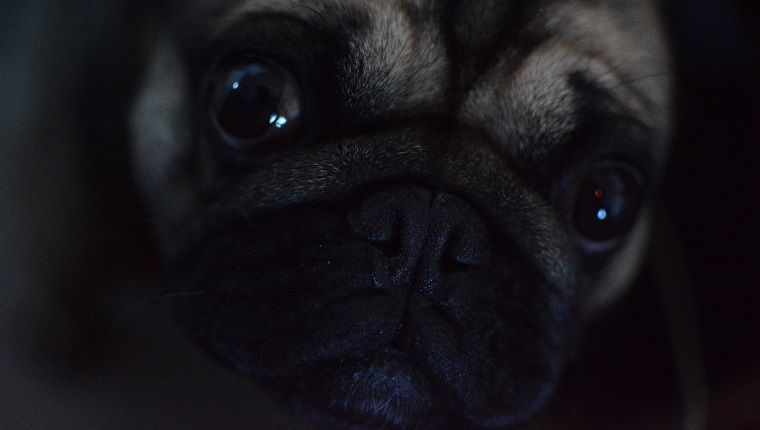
[558,164,643,245]
[210,57,301,153]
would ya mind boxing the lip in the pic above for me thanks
[284,346,439,429]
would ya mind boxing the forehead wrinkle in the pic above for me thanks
[439,0,549,90]
[542,0,672,129]
[338,0,448,119]
[458,9,670,163]
[459,41,582,159]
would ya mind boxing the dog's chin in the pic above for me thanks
[276,343,566,430]
[272,347,437,429]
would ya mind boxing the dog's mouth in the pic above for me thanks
[282,346,437,429]
[174,184,573,427]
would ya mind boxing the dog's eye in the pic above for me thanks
[563,165,642,243]
[211,58,300,151]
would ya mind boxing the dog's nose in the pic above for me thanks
[348,186,492,294]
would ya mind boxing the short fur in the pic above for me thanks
[129,0,672,428]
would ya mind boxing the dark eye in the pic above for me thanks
[210,58,301,152]
[563,165,642,243]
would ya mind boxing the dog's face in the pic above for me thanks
[131,0,671,428]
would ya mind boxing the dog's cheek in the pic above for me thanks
[579,206,653,317]
[130,39,198,256]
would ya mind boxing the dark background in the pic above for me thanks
[666,0,760,399]
[666,0,760,426]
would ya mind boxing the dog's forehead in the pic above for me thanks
[182,0,670,156]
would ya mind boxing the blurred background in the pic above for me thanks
[663,0,760,427]
[1,0,759,428]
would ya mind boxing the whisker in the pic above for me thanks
[111,215,159,225]
[595,53,638,86]
[238,205,255,228]
[613,70,675,89]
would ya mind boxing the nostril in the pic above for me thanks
[440,256,472,274]
[348,186,431,262]
[439,229,484,274]
[348,209,404,258]
[369,223,403,258]
[431,196,492,274]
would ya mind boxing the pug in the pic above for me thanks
[130,0,672,428]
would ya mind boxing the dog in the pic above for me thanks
[127,0,673,429]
